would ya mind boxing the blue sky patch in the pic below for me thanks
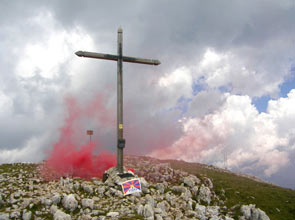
[252,95,271,113]
[279,64,295,97]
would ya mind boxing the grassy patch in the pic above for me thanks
[168,160,295,220]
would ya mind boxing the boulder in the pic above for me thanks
[185,210,197,218]
[183,176,195,188]
[171,185,187,194]
[145,194,156,207]
[81,198,94,209]
[209,216,219,220]
[253,208,270,220]
[241,204,253,219]
[240,204,270,220]
[50,204,58,214]
[155,214,163,220]
[10,211,21,219]
[191,186,199,197]
[181,188,192,201]
[62,194,78,212]
[82,184,93,194]
[53,210,71,220]
[137,204,144,215]
[204,177,213,189]
[0,213,9,220]
[199,184,211,204]
[195,204,206,219]
[157,200,170,213]
[51,193,61,205]
[22,210,32,220]
[106,212,119,217]
[206,206,219,216]
[156,183,165,194]
[97,186,106,195]
[144,204,154,219]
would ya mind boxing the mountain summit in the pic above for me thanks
[0,155,294,219]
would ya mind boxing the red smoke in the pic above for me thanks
[41,95,116,180]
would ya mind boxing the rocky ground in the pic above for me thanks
[0,155,270,220]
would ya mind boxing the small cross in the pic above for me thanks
[75,27,160,174]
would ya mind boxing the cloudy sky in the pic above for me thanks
[0,0,295,188]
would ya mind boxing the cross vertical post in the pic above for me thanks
[117,27,124,173]
[75,27,160,175]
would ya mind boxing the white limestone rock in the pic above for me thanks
[10,211,21,219]
[199,184,211,204]
[44,198,53,206]
[240,204,270,220]
[181,188,192,201]
[209,216,220,220]
[157,200,170,215]
[140,177,149,188]
[54,210,71,220]
[145,194,156,207]
[106,212,119,217]
[73,182,80,191]
[62,194,78,212]
[191,185,199,197]
[50,204,58,214]
[81,199,94,209]
[171,185,187,194]
[253,208,270,220]
[52,193,61,205]
[80,214,92,220]
[137,204,144,216]
[22,210,32,220]
[195,204,206,220]
[204,177,214,189]
[0,213,9,220]
[185,210,197,218]
[82,184,93,194]
[207,206,220,216]
[144,204,154,219]
[155,183,165,194]
[97,186,106,195]
[155,214,163,220]
[183,176,195,188]
[241,204,253,219]
[109,188,124,198]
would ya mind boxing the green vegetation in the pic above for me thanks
[168,160,295,220]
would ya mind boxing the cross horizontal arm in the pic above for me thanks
[75,51,160,65]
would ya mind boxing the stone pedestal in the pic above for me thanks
[103,167,136,185]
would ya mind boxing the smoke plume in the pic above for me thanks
[41,95,116,180]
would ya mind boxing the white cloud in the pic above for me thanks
[196,48,283,97]
[0,135,47,163]
[15,10,95,79]
[158,66,193,99]
[188,90,226,117]
[150,90,295,177]
[0,91,13,115]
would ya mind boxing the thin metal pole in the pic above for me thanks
[117,27,124,173]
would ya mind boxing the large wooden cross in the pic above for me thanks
[75,27,160,174]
